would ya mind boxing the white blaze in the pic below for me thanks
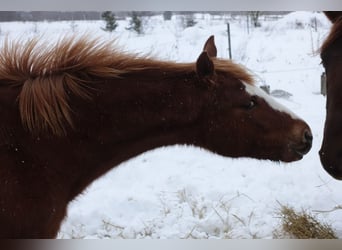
[242,82,301,120]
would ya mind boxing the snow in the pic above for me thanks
[2,12,342,239]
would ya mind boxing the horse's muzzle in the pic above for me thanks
[286,128,312,161]
[292,129,312,154]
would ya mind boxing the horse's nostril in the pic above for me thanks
[304,129,313,144]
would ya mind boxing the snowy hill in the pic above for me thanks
[1,11,341,239]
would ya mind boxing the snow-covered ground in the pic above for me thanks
[2,11,342,239]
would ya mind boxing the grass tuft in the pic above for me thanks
[274,204,337,239]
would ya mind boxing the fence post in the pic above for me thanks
[321,72,326,96]
[227,22,232,59]
[246,14,250,34]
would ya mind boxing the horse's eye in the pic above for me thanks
[245,100,256,110]
[248,100,256,109]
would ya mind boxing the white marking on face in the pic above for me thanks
[242,82,300,120]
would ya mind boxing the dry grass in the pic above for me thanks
[274,204,337,239]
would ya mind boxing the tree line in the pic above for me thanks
[0,11,290,22]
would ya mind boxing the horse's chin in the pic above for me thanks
[279,141,312,162]
[279,149,305,163]
[322,166,342,180]
[330,174,342,180]
[290,150,305,161]
[249,151,303,163]
[319,149,342,180]
[281,154,303,163]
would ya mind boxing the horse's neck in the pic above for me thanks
[112,71,204,143]
[68,71,206,199]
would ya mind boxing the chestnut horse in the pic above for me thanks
[319,12,342,179]
[0,35,312,238]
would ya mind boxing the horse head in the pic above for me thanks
[319,11,342,179]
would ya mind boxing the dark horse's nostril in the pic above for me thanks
[304,129,313,144]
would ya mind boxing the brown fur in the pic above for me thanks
[0,35,253,136]
[320,16,342,55]
[319,12,342,179]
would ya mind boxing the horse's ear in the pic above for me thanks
[203,35,217,58]
[196,51,215,79]
[324,11,342,23]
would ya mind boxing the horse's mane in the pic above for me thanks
[320,16,342,54]
[0,35,254,136]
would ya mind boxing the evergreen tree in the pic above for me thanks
[184,14,197,28]
[101,11,118,32]
[127,12,143,34]
[163,11,172,21]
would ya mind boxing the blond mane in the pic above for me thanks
[0,35,254,136]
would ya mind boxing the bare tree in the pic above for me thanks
[249,11,262,27]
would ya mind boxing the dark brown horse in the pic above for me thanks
[0,35,312,238]
[319,12,342,179]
